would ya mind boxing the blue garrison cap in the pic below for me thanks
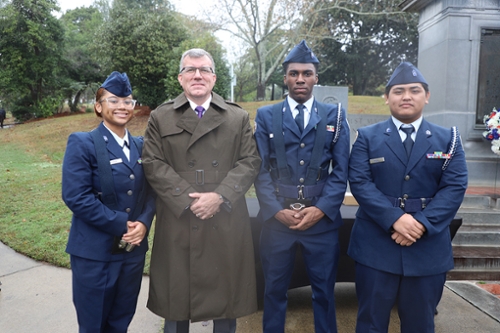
[100,71,132,97]
[386,62,428,87]
[283,40,319,65]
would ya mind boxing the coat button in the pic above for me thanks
[403,194,409,199]
[129,174,135,180]
[127,190,133,196]
[299,160,305,166]
[300,143,305,148]
[404,175,410,181]
[212,160,219,167]
[192,225,199,230]
[188,160,195,168]
[125,208,131,213]
[299,178,305,183]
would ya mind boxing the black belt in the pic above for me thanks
[386,196,432,213]
[275,183,325,199]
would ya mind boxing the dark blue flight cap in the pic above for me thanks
[283,40,320,65]
[100,71,132,97]
[386,62,428,87]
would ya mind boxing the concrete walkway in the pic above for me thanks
[1,241,499,332]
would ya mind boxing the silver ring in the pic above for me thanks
[196,213,200,218]
[210,215,214,218]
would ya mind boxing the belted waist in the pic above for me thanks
[386,195,433,213]
[275,183,325,200]
[178,170,228,185]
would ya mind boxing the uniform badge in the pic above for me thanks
[426,151,451,159]
[326,125,335,132]
[137,158,143,164]
[426,130,431,136]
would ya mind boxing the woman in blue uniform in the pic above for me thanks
[62,72,155,333]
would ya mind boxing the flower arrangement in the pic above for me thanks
[483,107,500,155]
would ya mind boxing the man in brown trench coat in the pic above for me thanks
[142,48,261,333]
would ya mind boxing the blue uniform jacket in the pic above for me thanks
[348,118,468,276]
[254,99,350,234]
[62,122,156,261]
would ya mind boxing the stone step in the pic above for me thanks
[460,195,494,209]
[456,209,500,225]
[452,225,500,246]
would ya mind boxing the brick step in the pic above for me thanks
[452,246,500,270]
[447,269,500,280]
[453,225,500,246]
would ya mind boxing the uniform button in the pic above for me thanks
[234,185,240,190]
[299,178,305,183]
[299,160,305,166]
[175,187,181,193]
[129,174,135,180]
[404,175,410,181]
[212,160,219,167]
[127,190,133,196]
[192,225,199,230]
[188,160,195,168]
[125,208,131,213]
[300,143,305,148]
[403,194,409,199]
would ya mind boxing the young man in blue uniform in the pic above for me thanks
[254,40,350,333]
[348,62,468,333]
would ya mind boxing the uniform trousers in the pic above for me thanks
[355,262,446,333]
[260,225,339,333]
[164,319,236,333]
[71,254,145,333]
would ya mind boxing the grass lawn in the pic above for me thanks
[0,96,389,272]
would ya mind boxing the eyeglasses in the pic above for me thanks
[180,66,214,75]
[100,98,137,109]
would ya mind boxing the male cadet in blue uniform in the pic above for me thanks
[254,40,350,333]
[348,62,468,333]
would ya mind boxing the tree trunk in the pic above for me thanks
[256,81,266,101]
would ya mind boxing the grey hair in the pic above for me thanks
[179,49,216,74]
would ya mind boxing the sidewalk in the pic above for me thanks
[1,241,499,332]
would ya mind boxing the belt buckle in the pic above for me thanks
[290,202,306,211]
[398,197,406,209]
[195,170,205,185]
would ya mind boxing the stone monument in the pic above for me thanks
[400,0,500,194]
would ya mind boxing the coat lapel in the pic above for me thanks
[406,120,432,172]
[282,101,302,138]
[178,93,227,150]
[303,103,321,137]
[384,120,408,166]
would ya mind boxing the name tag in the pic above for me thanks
[110,158,123,165]
[369,157,385,164]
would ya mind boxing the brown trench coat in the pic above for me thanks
[142,92,261,322]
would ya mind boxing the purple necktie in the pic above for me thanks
[195,106,205,118]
